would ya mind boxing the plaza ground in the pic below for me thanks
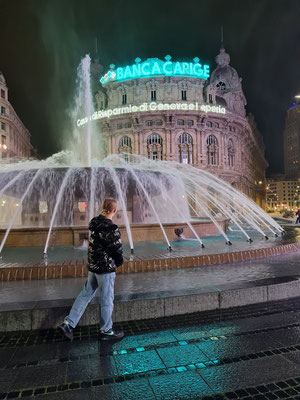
[1,296,300,399]
[0,251,300,399]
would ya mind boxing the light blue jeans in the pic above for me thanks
[65,271,116,331]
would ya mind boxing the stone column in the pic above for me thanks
[134,132,139,155]
[112,134,116,154]
[140,131,145,157]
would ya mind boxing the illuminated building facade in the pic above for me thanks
[93,46,268,206]
[266,177,300,211]
[0,71,33,160]
[283,103,300,179]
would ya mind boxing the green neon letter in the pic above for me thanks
[204,64,210,78]
[182,62,190,75]
[116,67,124,80]
[193,63,204,76]
[132,64,141,78]
[124,66,132,79]
[174,62,183,75]
[151,61,162,75]
[163,61,172,74]
[141,62,151,75]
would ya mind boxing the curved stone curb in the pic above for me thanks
[1,277,300,331]
[0,241,299,281]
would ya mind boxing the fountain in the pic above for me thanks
[0,55,285,265]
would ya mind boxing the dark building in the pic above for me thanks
[283,100,300,178]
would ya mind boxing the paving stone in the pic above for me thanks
[156,343,208,367]
[109,330,177,351]
[11,363,67,391]
[201,321,242,336]
[0,348,16,368]
[55,339,99,359]
[93,378,156,400]
[171,326,210,341]
[149,370,214,399]
[114,350,165,375]
[36,389,94,399]
[0,369,18,392]
[67,356,117,381]
[199,355,299,392]
[8,343,58,366]
[196,331,282,359]
[264,326,300,347]
[232,312,300,332]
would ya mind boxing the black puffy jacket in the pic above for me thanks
[87,215,123,274]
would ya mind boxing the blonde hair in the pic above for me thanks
[101,198,117,216]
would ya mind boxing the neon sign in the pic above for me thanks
[100,56,210,85]
[77,102,225,127]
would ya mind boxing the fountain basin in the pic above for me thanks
[0,218,229,247]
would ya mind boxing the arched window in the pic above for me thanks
[118,136,132,161]
[147,134,162,160]
[206,135,219,165]
[206,121,213,127]
[216,81,226,91]
[178,133,193,164]
[228,138,235,167]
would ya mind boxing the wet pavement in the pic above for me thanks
[0,225,299,267]
[1,251,299,304]
[2,297,300,399]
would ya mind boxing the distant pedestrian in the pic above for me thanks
[59,198,124,341]
[296,209,300,224]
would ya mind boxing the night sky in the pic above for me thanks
[1,0,300,174]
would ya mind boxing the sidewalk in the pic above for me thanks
[1,297,300,399]
[0,252,300,331]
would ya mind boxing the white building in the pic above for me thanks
[267,178,300,211]
[0,71,33,160]
[83,46,268,207]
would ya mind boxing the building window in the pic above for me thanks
[147,133,162,160]
[151,90,156,101]
[206,121,212,127]
[216,81,226,91]
[181,90,187,101]
[215,122,219,128]
[209,94,213,104]
[124,122,132,128]
[119,136,132,147]
[1,122,6,131]
[118,136,132,159]
[178,133,193,164]
[39,201,48,214]
[122,94,127,105]
[177,119,184,125]
[146,120,153,127]
[117,123,123,130]
[1,106,5,115]
[155,120,163,126]
[228,138,235,167]
[1,135,6,145]
[1,89,5,99]
[206,135,219,165]
[187,120,194,126]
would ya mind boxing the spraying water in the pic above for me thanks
[0,55,284,257]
